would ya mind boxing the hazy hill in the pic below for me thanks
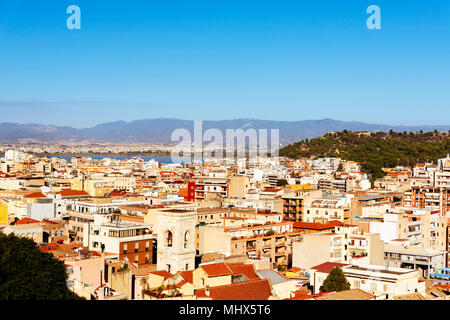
[0,118,449,144]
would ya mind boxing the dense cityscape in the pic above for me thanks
[0,143,449,300]
[1,0,449,310]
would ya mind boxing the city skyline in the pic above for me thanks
[0,0,450,127]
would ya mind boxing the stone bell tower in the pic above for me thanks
[157,209,196,274]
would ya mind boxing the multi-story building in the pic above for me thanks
[198,217,303,269]
[403,187,450,214]
[84,214,155,266]
[303,196,353,223]
[191,177,229,202]
[292,225,384,269]
[434,155,450,188]
[309,262,426,298]
[384,242,445,278]
[318,179,348,192]
[281,189,322,221]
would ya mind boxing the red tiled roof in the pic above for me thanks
[56,189,89,197]
[24,192,47,199]
[38,242,84,252]
[227,263,259,280]
[292,220,343,230]
[176,280,188,288]
[263,188,281,193]
[285,291,330,300]
[200,263,233,277]
[180,270,194,284]
[310,262,348,273]
[149,270,173,280]
[195,279,273,300]
[16,217,40,225]
[42,219,62,225]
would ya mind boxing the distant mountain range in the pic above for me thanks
[0,118,449,145]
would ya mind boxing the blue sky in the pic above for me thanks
[0,0,449,128]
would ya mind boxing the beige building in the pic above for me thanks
[292,225,384,269]
[303,198,352,223]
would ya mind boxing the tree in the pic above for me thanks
[0,233,82,300]
[319,266,351,293]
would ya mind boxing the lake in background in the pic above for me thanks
[54,155,201,164]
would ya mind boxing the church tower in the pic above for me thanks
[157,209,196,274]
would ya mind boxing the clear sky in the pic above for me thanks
[0,0,449,128]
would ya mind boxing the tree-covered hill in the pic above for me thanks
[279,130,450,180]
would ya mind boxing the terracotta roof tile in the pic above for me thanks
[149,270,173,280]
[195,279,273,300]
[180,270,194,284]
[227,263,260,280]
[56,189,89,197]
[24,192,47,199]
[16,217,40,225]
[310,262,348,273]
[200,262,233,277]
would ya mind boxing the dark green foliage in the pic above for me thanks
[0,233,82,300]
[279,131,450,181]
[319,266,351,293]
[276,179,288,187]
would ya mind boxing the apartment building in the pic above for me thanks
[309,262,426,298]
[369,208,447,249]
[303,197,352,223]
[355,194,392,219]
[66,210,95,242]
[434,155,450,188]
[318,179,348,192]
[198,218,303,269]
[384,242,445,278]
[403,187,450,213]
[84,214,155,266]
[191,176,229,202]
[282,189,322,221]
[292,225,384,269]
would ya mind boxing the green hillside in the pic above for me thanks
[279,130,450,180]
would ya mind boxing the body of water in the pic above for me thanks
[53,155,203,164]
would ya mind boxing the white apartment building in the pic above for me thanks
[309,262,426,298]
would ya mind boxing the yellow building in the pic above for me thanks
[0,203,8,224]
[285,184,311,192]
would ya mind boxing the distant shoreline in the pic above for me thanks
[3,152,172,158]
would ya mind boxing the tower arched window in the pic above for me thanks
[166,230,173,247]
[184,231,190,248]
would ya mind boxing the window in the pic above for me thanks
[166,231,173,247]
[184,231,190,248]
